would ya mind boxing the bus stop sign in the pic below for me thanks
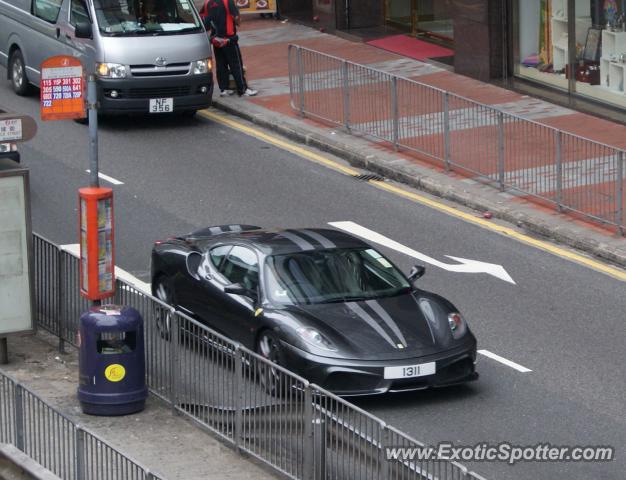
[40,56,86,121]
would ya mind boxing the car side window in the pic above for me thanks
[70,0,90,26]
[209,245,232,270]
[221,246,259,291]
[33,0,64,23]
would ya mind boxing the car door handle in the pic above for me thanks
[56,28,61,38]
[65,33,72,40]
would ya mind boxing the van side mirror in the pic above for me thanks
[408,265,426,282]
[75,21,92,39]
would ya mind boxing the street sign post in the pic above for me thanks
[40,55,113,303]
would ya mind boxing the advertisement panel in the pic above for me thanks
[79,188,115,300]
[0,162,33,336]
[237,0,276,14]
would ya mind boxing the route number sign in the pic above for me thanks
[40,56,86,121]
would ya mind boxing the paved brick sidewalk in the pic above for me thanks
[0,331,278,480]
[237,18,626,148]
[209,17,626,266]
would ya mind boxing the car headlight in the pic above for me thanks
[96,63,127,78]
[448,312,467,340]
[192,58,211,74]
[296,327,337,352]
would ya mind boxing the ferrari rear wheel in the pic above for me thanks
[153,276,174,340]
[256,331,287,397]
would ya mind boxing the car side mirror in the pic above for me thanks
[224,283,258,300]
[224,283,247,295]
[75,21,92,39]
[408,265,426,282]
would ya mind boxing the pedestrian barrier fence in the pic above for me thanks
[31,233,488,480]
[287,44,626,235]
[0,370,164,480]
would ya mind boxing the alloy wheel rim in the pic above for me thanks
[155,282,171,333]
[259,335,278,362]
[12,58,23,88]
[258,335,280,391]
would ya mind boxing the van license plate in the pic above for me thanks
[384,362,436,379]
[149,98,173,113]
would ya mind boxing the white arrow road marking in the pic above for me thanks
[60,244,151,294]
[85,170,124,185]
[478,349,532,373]
[328,221,516,284]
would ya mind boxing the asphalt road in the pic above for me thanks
[1,77,625,480]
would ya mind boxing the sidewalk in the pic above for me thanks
[0,331,278,480]
[213,17,626,268]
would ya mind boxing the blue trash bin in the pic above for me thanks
[77,305,148,415]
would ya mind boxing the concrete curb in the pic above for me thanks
[0,444,62,480]
[211,97,626,269]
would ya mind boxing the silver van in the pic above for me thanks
[0,0,213,115]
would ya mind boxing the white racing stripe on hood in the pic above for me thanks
[299,229,336,249]
[279,231,315,250]
[365,300,407,348]
[346,302,398,349]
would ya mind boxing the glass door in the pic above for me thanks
[415,0,454,43]
[385,0,416,32]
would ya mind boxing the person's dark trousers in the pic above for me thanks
[213,41,247,95]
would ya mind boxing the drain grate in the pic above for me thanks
[354,173,385,182]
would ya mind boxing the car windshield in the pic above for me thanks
[93,0,202,35]
[265,248,411,305]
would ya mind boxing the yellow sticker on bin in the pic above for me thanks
[105,364,126,382]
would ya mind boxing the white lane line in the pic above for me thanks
[85,170,124,185]
[60,244,151,294]
[478,349,532,373]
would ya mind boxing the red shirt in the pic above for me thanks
[223,0,235,37]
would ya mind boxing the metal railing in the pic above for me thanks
[0,370,164,480]
[287,44,626,235]
[31,232,488,480]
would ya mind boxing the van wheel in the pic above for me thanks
[9,50,30,96]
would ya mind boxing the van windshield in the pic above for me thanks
[93,0,202,35]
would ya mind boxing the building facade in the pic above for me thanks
[280,0,626,116]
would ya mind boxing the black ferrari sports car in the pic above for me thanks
[151,224,478,396]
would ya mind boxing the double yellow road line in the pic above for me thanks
[199,109,626,281]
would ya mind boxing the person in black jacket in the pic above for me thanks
[202,0,257,97]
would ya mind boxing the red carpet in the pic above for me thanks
[367,35,453,60]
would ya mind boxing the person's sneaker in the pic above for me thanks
[219,89,235,96]
[243,88,258,97]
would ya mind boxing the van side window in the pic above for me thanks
[70,0,90,25]
[33,0,64,23]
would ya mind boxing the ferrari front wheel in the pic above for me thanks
[153,276,174,340]
[256,331,288,397]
